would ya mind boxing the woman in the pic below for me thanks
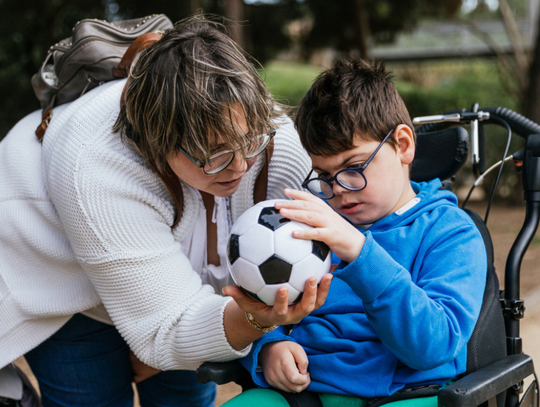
[0,15,331,407]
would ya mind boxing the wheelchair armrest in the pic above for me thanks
[438,354,535,407]
[195,360,251,386]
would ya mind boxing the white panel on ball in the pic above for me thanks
[229,258,266,293]
[231,205,265,236]
[238,224,275,265]
[255,199,283,209]
[257,283,301,306]
[273,221,312,264]
[288,253,331,292]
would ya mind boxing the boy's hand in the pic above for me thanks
[275,188,365,264]
[260,341,311,393]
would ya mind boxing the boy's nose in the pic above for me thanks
[332,180,349,196]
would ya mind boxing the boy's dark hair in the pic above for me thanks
[295,58,415,156]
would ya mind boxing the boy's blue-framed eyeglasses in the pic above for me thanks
[302,129,394,199]
[177,131,276,175]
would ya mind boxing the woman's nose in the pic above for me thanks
[228,153,249,173]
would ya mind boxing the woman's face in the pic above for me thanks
[167,104,258,198]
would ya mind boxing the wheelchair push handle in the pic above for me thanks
[415,106,540,139]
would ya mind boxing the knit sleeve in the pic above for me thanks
[42,81,249,370]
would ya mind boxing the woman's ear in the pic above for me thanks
[395,124,415,165]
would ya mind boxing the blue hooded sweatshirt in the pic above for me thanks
[240,179,487,398]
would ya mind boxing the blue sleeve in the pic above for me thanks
[333,223,487,371]
[238,325,297,387]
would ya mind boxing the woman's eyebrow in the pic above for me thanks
[208,142,228,154]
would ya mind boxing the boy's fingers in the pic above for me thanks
[282,188,318,202]
[290,347,309,375]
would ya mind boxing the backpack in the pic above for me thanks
[32,14,173,139]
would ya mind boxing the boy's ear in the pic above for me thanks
[395,124,415,165]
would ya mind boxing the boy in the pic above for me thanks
[224,59,487,407]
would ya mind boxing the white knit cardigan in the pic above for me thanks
[0,79,311,370]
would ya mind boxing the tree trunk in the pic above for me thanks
[523,10,540,124]
[353,0,370,58]
[224,0,245,49]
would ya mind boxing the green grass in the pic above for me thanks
[260,61,324,108]
[391,60,520,118]
[259,59,519,118]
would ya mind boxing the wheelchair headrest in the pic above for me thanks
[410,127,469,183]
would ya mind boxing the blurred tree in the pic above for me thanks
[524,10,540,123]
[0,1,217,139]
[0,0,467,139]
[225,0,246,48]
[298,0,462,60]
[0,0,107,138]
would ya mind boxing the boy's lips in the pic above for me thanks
[340,201,362,215]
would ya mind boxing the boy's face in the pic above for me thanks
[310,125,417,226]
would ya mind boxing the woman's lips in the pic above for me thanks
[218,177,242,188]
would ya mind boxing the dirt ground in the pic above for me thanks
[13,202,540,406]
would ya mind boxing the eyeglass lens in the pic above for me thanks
[305,169,367,198]
[203,134,271,174]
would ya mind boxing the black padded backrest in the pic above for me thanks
[462,209,507,374]
[411,127,469,183]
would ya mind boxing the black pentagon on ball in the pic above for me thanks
[312,239,330,261]
[228,234,240,265]
[259,255,293,284]
[258,207,290,231]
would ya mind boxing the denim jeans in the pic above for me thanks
[25,314,216,407]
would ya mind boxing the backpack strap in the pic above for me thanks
[35,32,163,141]
[113,32,163,79]
[253,139,274,205]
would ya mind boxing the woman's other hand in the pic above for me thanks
[130,351,161,383]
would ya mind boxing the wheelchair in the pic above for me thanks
[196,106,539,407]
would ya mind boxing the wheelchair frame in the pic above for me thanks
[196,106,539,407]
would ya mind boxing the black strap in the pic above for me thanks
[275,389,323,407]
[366,385,441,407]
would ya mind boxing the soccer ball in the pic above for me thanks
[227,199,332,305]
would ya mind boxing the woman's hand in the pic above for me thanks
[275,188,366,264]
[260,341,311,393]
[222,273,332,351]
[223,273,332,328]
[129,351,161,383]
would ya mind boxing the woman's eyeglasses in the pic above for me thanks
[302,129,394,199]
[177,131,275,175]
